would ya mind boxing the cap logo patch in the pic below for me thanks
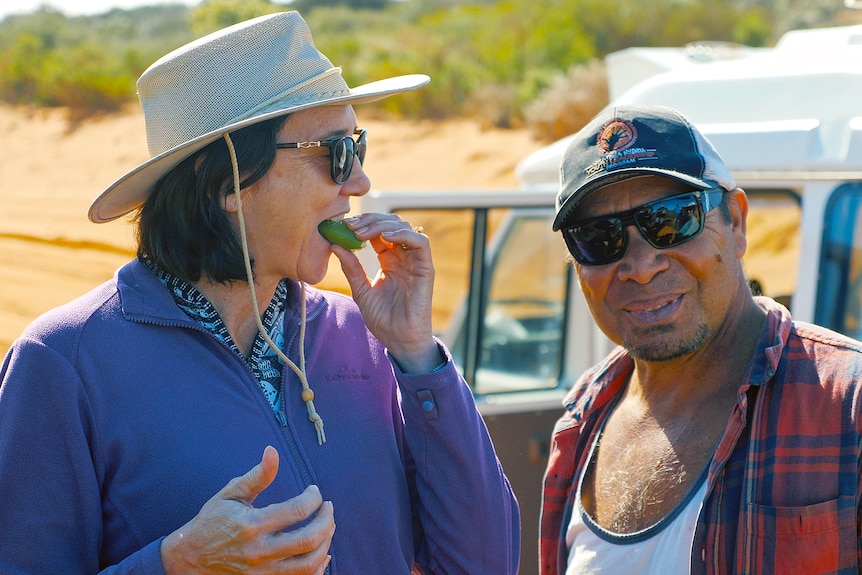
[585,117,657,176]
[598,118,637,153]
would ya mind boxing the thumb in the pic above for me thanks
[222,445,279,505]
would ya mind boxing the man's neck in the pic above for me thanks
[582,299,767,533]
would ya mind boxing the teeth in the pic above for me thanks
[643,301,667,312]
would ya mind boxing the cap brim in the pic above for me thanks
[88,74,430,223]
[552,167,714,231]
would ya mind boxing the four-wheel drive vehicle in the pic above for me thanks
[354,25,862,574]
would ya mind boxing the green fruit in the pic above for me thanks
[318,219,364,251]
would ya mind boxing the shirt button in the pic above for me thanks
[421,399,435,412]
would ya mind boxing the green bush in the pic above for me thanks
[0,0,845,129]
[524,59,608,142]
[0,5,193,114]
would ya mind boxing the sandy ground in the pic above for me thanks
[0,104,545,355]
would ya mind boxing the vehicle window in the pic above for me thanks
[390,208,475,340]
[474,209,568,395]
[393,207,568,394]
[743,189,801,309]
[816,183,862,338]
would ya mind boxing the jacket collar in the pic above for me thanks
[116,258,329,326]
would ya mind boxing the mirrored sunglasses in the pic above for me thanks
[561,188,725,266]
[276,128,367,184]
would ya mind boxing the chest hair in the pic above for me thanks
[583,405,727,533]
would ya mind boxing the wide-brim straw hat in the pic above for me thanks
[88,11,429,223]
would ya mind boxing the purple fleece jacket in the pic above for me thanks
[0,259,519,574]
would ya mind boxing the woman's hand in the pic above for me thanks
[332,213,443,374]
[161,446,334,574]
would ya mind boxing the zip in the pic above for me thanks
[276,293,331,573]
[276,389,314,488]
[128,314,316,488]
[275,314,315,488]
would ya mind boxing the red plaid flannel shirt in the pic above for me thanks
[540,298,862,574]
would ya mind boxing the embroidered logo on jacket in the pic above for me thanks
[325,366,370,381]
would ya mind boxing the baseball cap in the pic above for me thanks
[553,105,735,230]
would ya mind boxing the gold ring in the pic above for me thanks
[413,225,425,234]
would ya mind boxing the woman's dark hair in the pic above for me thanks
[136,115,289,283]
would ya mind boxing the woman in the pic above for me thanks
[0,12,519,575]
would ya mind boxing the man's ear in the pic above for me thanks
[726,188,749,259]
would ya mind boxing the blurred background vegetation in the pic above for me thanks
[1,0,860,140]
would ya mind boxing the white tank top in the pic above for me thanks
[565,429,708,575]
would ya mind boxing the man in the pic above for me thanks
[540,104,862,574]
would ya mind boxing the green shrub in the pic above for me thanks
[0,0,843,126]
[523,59,608,143]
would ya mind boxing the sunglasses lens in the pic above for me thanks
[636,195,703,248]
[564,218,625,265]
[330,137,353,184]
[564,191,713,265]
[330,131,366,184]
[356,130,367,165]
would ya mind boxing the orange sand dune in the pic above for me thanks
[0,104,544,354]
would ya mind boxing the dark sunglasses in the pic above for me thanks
[561,188,725,266]
[276,128,367,184]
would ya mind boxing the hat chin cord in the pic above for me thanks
[223,133,326,446]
